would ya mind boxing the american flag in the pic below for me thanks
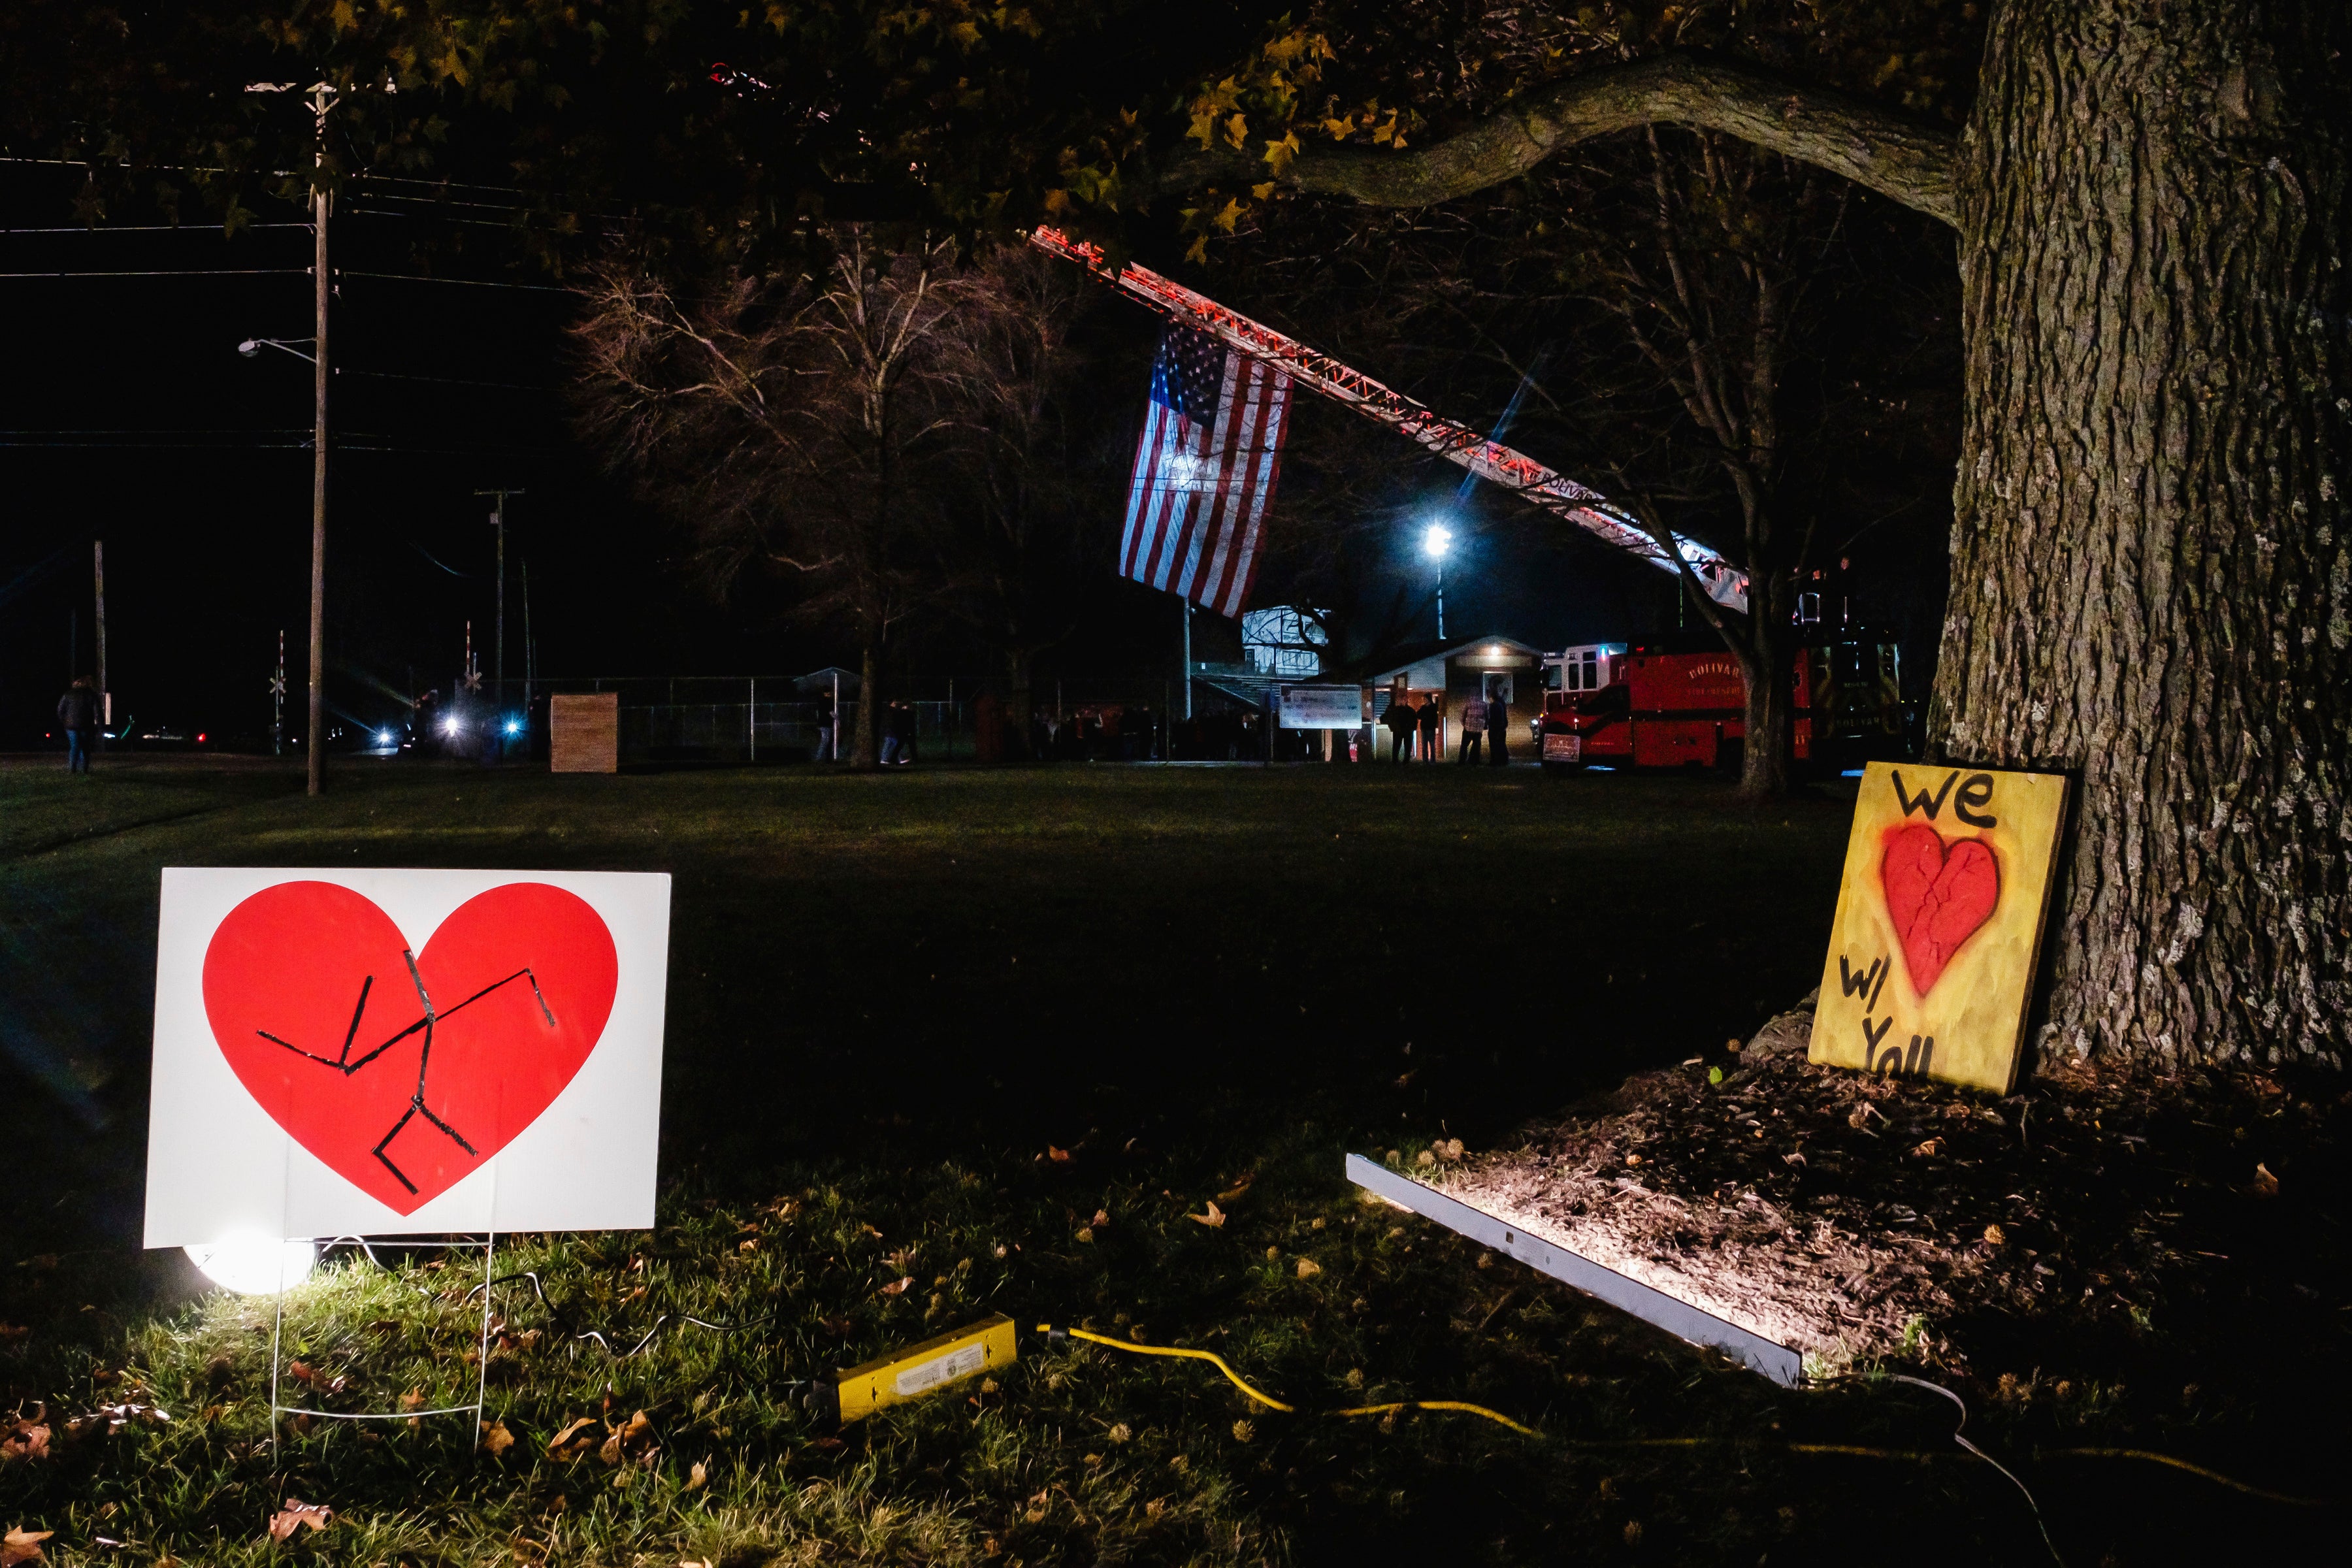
[1119,324,1292,617]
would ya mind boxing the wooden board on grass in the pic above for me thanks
[1808,760,2070,1095]
[549,693,619,774]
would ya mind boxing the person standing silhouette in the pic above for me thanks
[1458,691,1487,765]
[1416,694,1441,763]
[1486,679,1511,766]
[57,676,101,774]
[1381,693,1415,762]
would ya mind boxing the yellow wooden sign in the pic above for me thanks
[1808,761,2071,1094]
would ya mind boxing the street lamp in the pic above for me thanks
[1422,522,1455,640]
[237,336,316,362]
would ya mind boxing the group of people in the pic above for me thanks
[1379,687,1513,766]
[806,687,920,764]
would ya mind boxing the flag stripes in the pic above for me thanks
[1119,327,1292,618]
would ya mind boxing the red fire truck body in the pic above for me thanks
[1537,635,1903,772]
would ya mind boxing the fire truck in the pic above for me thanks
[1536,633,1905,774]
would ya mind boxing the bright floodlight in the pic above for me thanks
[442,718,461,735]
[504,718,521,735]
[377,729,394,745]
[1422,522,1454,561]
[184,1235,314,1295]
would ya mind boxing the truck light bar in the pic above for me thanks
[1027,227,1750,613]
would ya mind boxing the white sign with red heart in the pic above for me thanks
[144,868,672,1248]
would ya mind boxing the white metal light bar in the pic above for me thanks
[1028,227,1750,612]
[1347,1153,1803,1386]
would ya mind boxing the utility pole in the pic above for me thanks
[520,557,534,728]
[271,630,287,755]
[475,489,523,743]
[93,540,108,732]
[1181,598,1193,720]
[248,78,344,792]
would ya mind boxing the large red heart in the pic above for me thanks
[202,881,618,1215]
[1879,825,2001,997]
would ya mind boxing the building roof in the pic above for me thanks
[1361,634,1548,685]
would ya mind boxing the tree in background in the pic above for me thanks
[571,230,979,767]
[1146,0,2348,1073]
[943,244,1107,755]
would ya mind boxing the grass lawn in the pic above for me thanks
[0,759,2330,1564]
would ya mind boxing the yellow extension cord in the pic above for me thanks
[1039,1324,1541,1435]
[1036,1323,2332,1506]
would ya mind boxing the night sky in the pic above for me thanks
[0,160,1933,749]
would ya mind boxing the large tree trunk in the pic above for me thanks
[1735,630,1793,800]
[1933,0,2350,1069]
[853,632,883,769]
[1005,646,1034,762]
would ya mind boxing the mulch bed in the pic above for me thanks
[1422,995,2351,1380]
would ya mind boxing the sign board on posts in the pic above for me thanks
[551,692,619,773]
[1808,762,2070,1094]
[1277,684,1367,729]
[144,868,672,1246]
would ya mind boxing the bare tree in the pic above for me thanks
[570,229,978,766]
[942,243,1105,755]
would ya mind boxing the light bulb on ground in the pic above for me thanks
[184,1235,315,1294]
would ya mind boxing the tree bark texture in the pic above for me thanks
[1935,0,2351,1068]
[1005,646,1034,762]
[1189,54,1959,227]
[854,634,882,769]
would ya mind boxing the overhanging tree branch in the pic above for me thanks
[1166,54,1958,228]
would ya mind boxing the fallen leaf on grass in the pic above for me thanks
[1983,1224,2007,1246]
[687,1460,708,1491]
[2253,1162,2280,1196]
[1091,1209,1110,1229]
[1294,1260,1322,1280]
[1782,1152,1806,1168]
[859,1224,885,1239]
[1,1529,50,1567]
[1074,1228,1094,1245]
[478,1419,515,1456]
[1045,1145,1073,1165]
[878,1276,915,1297]
[1230,1420,1254,1443]
[1,1418,49,1465]
[267,1500,333,1543]
[0,1326,26,1344]
[818,1315,853,1335]
[546,1417,599,1460]
[1215,1177,1254,1203]
[1188,1202,1226,1229]
[1912,1138,1944,1158]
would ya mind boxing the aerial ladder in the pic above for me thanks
[1026,227,1750,613]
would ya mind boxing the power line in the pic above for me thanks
[0,267,310,278]
[342,367,557,392]
[338,269,574,294]
[0,222,313,233]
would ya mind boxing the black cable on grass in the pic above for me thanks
[1889,1374,2065,1567]
[463,1270,793,1360]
